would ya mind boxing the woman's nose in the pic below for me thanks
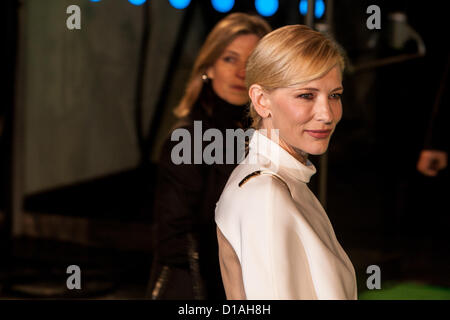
[315,99,333,124]
[236,65,246,80]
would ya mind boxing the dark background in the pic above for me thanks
[1,0,448,299]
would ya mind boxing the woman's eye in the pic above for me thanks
[297,93,314,100]
[330,93,343,100]
[223,56,236,63]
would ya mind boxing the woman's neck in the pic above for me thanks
[259,125,308,166]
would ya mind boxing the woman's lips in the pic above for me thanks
[231,85,247,91]
[305,129,332,139]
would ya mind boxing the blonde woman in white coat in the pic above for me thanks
[215,25,358,300]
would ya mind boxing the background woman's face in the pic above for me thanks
[207,34,260,106]
[267,66,343,155]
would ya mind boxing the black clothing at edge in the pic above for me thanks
[150,82,249,299]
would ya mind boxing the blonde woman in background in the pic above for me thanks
[149,13,271,300]
[215,25,358,300]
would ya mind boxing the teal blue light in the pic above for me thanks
[211,0,234,13]
[128,0,147,5]
[299,0,307,16]
[169,0,191,9]
[299,0,326,18]
[89,0,147,3]
[315,0,325,19]
[255,0,279,17]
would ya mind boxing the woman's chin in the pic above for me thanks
[231,97,250,106]
[304,142,330,156]
[224,93,249,106]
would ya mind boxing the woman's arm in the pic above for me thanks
[216,227,246,300]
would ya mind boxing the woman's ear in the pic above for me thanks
[249,84,272,118]
[205,66,214,80]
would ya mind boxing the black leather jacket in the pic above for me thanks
[151,83,249,299]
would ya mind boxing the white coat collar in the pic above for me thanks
[248,129,317,183]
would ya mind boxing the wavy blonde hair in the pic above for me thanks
[246,25,346,129]
[173,13,271,118]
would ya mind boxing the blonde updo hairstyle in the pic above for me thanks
[173,13,271,118]
[246,25,346,129]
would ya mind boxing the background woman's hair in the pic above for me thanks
[246,24,346,129]
[173,13,271,118]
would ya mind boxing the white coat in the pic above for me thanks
[215,129,357,300]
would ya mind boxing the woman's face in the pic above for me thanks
[266,66,343,156]
[207,34,260,106]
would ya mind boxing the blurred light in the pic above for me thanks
[299,0,326,18]
[255,0,279,17]
[128,0,147,5]
[299,0,307,16]
[169,0,191,9]
[211,0,234,13]
[315,0,325,19]
[89,0,150,5]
